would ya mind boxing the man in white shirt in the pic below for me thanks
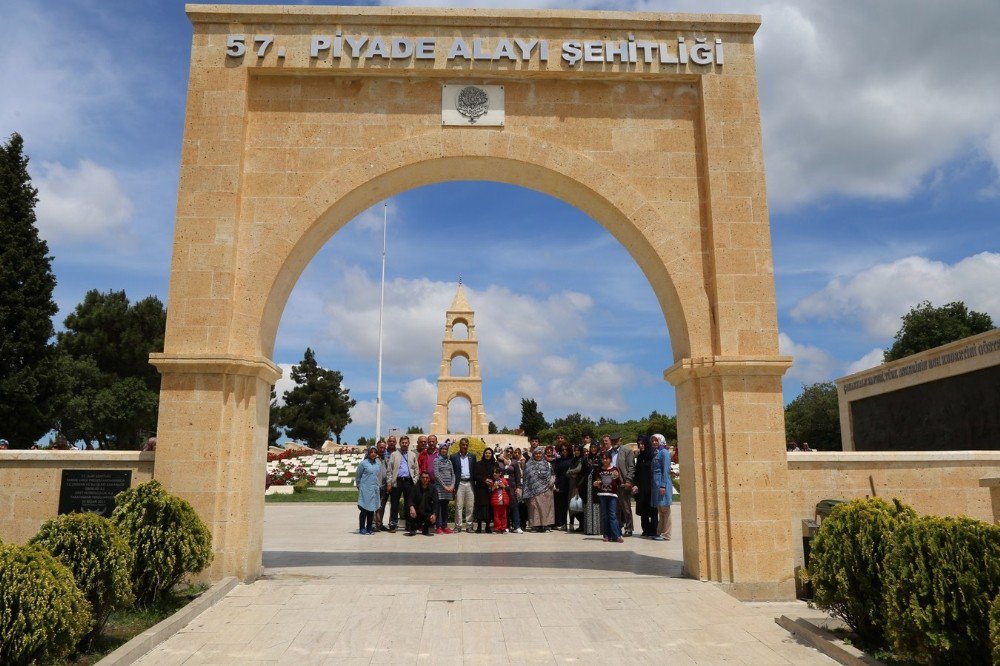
[449,438,477,533]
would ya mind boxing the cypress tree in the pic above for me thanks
[0,133,59,447]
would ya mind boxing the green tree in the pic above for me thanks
[58,290,165,391]
[406,425,423,434]
[640,410,678,442]
[55,290,166,449]
[268,386,282,447]
[544,412,596,445]
[278,348,355,448]
[784,382,841,450]
[884,300,994,362]
[519,398,548,439]
[488,421,498,434]
[0,133,61,447]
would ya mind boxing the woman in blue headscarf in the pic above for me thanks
[650,434,673,541]
[356,446,384,534]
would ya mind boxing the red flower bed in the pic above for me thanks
[265,462,316,488]
[266,448,316,463]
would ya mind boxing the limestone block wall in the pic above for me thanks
[0,451,155,544]
[786,451,1000,566]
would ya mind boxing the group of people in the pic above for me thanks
[354,432,675,544]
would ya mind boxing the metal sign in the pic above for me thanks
[442,85,504,127]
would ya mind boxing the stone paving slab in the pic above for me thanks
[136,504,834,665]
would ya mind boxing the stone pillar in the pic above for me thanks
[666,356,795,600]
[150,353,280,582]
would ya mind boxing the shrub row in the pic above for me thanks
[809,497,1000,664]
[0,480,213,663]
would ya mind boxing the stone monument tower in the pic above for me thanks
[430,283,488,434]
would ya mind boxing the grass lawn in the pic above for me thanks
[266,488,359,503]
[63,585,206,665]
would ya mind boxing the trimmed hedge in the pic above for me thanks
[884,515,1000,664]
[30,512,134,641]
[0,543,93,665]
[809,497,916,647]
[111,480,213,607]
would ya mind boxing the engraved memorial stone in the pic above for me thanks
[58,470,132,517]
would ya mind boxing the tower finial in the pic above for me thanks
[458,274,462,286]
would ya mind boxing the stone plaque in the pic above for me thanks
[442,84,504,126]
[58,470,132,517]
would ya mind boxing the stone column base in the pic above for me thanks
[150,353,281,583]
[666,355,796,601]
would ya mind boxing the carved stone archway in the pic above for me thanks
[152,5,794,600]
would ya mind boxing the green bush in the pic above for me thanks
[884,515,1000,664]
[29,512,133,641]
[991,594,1000,666]
[293,478,310,494]
[809,497,916,647]
[0,543,93,664]
[111,480,213,607]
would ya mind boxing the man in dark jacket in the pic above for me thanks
[408,471,438,536]
[449,438,477,532]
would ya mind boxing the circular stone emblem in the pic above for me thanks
[456,86,489,123]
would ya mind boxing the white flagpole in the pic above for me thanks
[374,202,388,441]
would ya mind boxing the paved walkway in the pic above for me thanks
[137,504,833,665]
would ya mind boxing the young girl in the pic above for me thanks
[490,467,510,533]
[594,452,623,543]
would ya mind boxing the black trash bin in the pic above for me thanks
[815,498,848,523]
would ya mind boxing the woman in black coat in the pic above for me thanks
[553,444,573,530]
[581,441,603,535]
[633,436,659,537]
[473,447,498,533]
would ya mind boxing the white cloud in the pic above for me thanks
[509,356,649,418]
[34,160,134,243]
[351,201,398,234]
[791,252,1000,339]
[272,364,295,406]
[321,267,593,375]
[779,333,838,385]
[0,4,131,152]
[845,348,885,376]
[401,378,437,415]
[350,399,380,429]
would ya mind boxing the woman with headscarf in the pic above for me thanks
[633,436,659,538]
[582,441,603,535]
[473,446,498,533]
[522,447,556,532]
[650,433,673,541]
[432,442,455,534]
[553,443,573,530]
[355,446,384,535]
[566,444,586,532]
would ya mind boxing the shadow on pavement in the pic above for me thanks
[263,549,684,577]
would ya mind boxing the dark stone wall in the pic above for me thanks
[850,365,1000,451]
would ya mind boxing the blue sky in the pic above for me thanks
[2,1,998,444]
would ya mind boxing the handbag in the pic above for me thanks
[569,495,584,514]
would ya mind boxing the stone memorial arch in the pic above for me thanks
[152,5,794,599]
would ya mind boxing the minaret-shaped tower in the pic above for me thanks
[430,283,488,435]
